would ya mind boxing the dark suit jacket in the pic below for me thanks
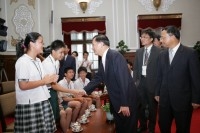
[155,44,200,111]
[133,45,161,94]
[84,49,137,112]
[59,55,76,81]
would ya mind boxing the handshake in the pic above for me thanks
[73,89,87,96]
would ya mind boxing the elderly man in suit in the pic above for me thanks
[155,26,200,133]
[59,45,76,81]
[84,34,138,133]
[133,29,161,133]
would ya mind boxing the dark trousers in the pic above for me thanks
[159,105,193,133]
[137,76,158,131]
[48,88,60,122]
[113,106,137,133]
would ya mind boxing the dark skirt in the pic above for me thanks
[14,100,56,133]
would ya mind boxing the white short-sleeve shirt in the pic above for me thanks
[78,60,93,73]
[15,54,50,104]
[74,77,90,90]
[58,78,74,103]
[42,54,60,88]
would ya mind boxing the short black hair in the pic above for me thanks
[78,66,87,74]
[141,29,155,42]
[50,40,65,52]
[83,51,89,55]
[92,34,110,46]
[64,67,74,73]
[154,34,161,41]
[72,51,78,56]
[162,25,180,40]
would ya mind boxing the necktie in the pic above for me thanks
[144,48,149,66]
[169,49,173,64]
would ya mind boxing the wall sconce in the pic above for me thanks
[152,0,161,11]
[79,1,88,13]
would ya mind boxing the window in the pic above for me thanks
[71,32,99,69]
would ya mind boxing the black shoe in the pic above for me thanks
[137,127,147,133]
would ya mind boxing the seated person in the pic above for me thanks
[58,67,88,125]
[74,67,101,108]
[59,107,72,133]
[127,61,133,78]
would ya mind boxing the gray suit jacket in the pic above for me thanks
[133,45,161,94]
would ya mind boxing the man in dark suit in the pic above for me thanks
[59,45,76,81]
[84,34,138,133]
[155,26,200,133]
[133,29,161,133]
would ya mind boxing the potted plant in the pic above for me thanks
[193,41,200,61]
[102,102,114,121]
[116,40,130,55]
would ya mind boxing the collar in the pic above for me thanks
[24,54,40,62]
[102,48,109,62]
[144,44,153,53]
[49,54,57,64]
[169,43,180,54]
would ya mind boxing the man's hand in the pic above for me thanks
[73,90,86,97]
[154,96,159,102]
[118,106,130,117]
[192,103,200,109]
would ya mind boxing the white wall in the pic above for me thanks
[0,0,200,55]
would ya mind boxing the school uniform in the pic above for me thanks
[42,54,60,121]
[74,77,90,90]
[15,54,56,133]
[58,78,74,109]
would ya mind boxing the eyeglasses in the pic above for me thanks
[140,36,150,39]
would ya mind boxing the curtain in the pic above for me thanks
[137,13,182,30]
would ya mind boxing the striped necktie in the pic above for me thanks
[144,48,149,66]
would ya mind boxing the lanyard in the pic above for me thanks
[32,60,42,79]
[49,56,58,74]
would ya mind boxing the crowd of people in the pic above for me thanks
[14,25,200,133]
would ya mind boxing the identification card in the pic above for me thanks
[142,65,147,76]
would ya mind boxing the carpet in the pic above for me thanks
[1,109,200,133]
[154,108,200,133]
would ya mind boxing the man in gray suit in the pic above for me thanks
[134,29,161,133]
[155,26,200,133]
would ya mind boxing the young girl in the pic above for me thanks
[14,32,58,132]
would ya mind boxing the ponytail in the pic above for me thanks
[16,39,25,59]
[16,32,42,59]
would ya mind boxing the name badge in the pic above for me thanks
[142,65,147,76]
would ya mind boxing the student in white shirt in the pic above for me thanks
[78,51,93,80]
[74,66,101,108]
[42,40,84,133]
[58,67,88,125]
[15,32,58,133]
